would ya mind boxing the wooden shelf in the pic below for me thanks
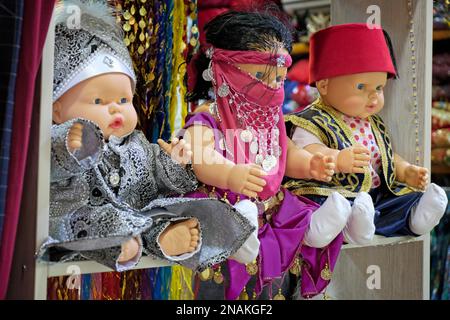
[44,236,425,276]
[292,42,309,55]
[342,235,424,250]
[432,164,450,174]
[46,257,171,277]
[433,30,450,41]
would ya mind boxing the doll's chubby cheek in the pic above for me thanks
[337,98,367,117]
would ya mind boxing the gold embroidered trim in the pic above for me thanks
[314,99,372,191]
[287,185,360,198]
[369,115,413,196]
[285,114,328,144]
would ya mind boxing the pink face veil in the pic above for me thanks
[202,47,292,198]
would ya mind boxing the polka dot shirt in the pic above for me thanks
[342,114,382,188]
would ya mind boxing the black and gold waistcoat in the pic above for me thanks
[283,99,414,198]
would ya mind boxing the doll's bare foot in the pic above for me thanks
[158,218,200,256]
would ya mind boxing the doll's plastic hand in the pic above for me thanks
[337,144,371,173]
[158,137,193,166]
[227,164,267,198]
[118,237,140,263]
[404,165,429,190]
[310,152,335,182]
[67,122,83,153]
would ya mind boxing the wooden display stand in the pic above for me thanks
[7,0,433,299]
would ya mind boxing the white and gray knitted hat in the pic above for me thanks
[53,0,136,102]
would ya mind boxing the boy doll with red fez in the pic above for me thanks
[285,23,447,240]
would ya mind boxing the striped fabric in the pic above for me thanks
[0,0,24,240]
[0,0,54,299]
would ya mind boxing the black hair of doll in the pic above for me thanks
[383,29,399,79]
[187,9,294,102]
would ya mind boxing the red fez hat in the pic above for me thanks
[309,23,396,86]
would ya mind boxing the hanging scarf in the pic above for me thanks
[101,272,121,300]
[169,0,188,134]
[47,276,80,300]
[91,273,103,300]
[205,47,292,200]
[169,265,195,300]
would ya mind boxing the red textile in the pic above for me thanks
[208,48,291,199]
[309,23,396,85]
[101,272,122,300]
[0,0,54,299]
[191,0,283,97]
[287,59,310,84]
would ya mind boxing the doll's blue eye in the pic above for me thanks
[119,98,128,104]
[357,84,365,90]
[94,98,102,104]
[255,72,264,79]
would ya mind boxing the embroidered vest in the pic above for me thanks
[283,99,414,198]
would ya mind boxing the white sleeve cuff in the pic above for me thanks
[292,126,324,148]
[229,200,260,264]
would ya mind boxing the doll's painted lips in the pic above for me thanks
[109,116,124,129]
[366,104,377,111]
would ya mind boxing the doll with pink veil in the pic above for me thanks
[181,10,356,300]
